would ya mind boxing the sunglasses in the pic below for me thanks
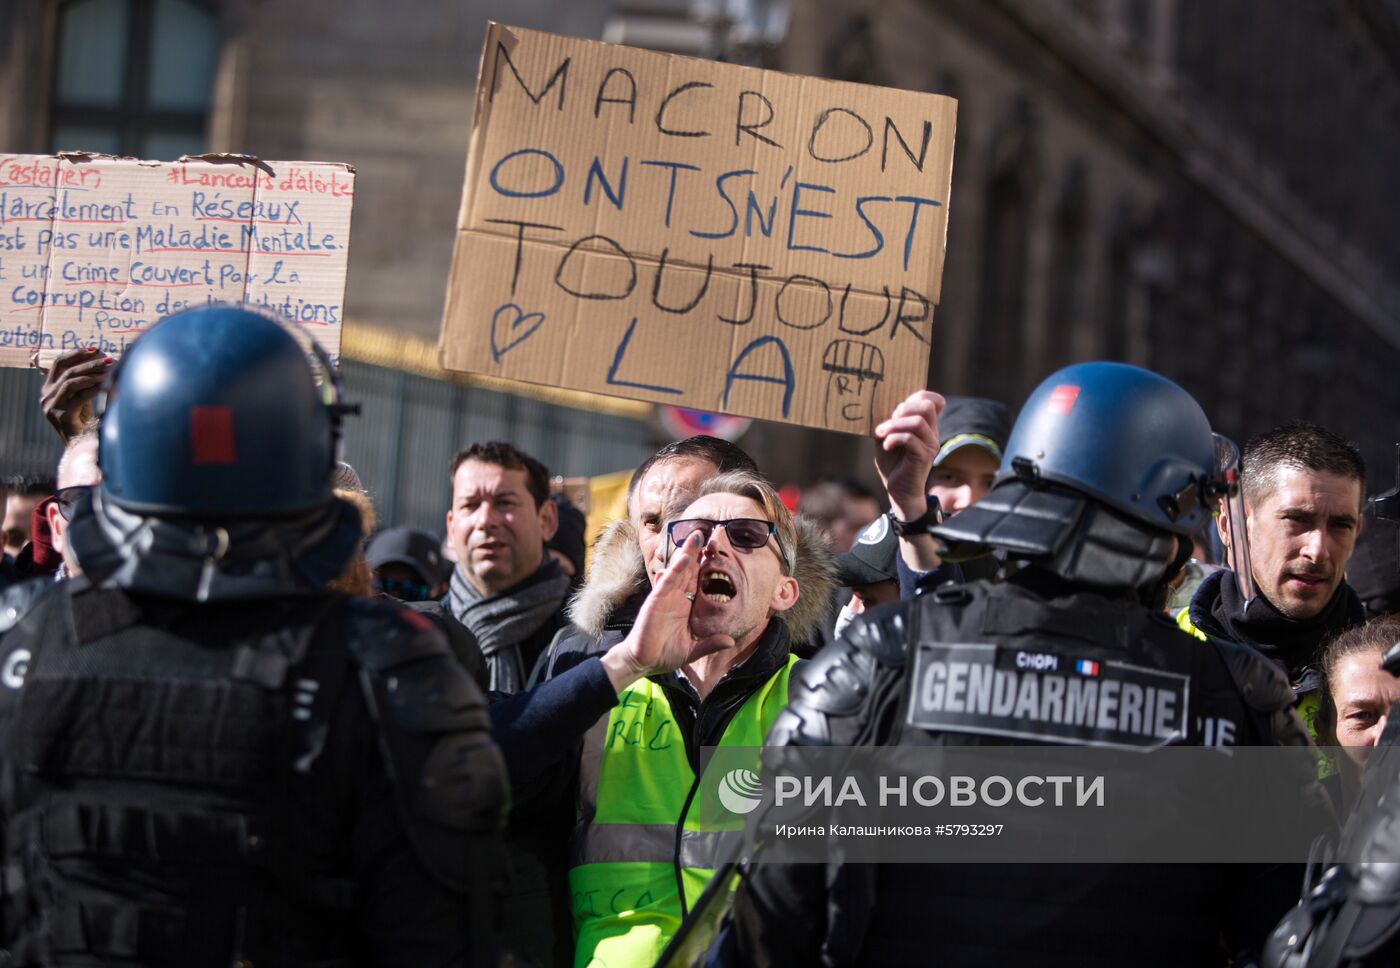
[54,485,94,522]
[666,517,787,570]
[374,576,434,603]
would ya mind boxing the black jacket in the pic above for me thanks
[1187,569,1366,682]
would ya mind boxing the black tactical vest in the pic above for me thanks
[0,581,502,967]
[896,580,1292,750]
[772,579,1321,967]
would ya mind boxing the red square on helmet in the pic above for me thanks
[1048,385,1081,415]
[190,406,238,465]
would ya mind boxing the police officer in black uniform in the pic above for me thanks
[711,362,1328,967]
[1265,449,1400,968]
[0,305,508,966]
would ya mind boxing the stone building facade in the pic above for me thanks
[3,0,1398,501]
[781,0,1400,477]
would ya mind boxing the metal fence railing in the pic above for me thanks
[0,367,61,481]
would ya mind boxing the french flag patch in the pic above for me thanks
[1075,659,1101,678]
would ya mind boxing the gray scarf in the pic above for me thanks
[448,558,571,692]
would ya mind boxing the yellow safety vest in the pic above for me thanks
[568,656,798,968]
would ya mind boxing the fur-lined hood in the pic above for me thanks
[567,515,837,645]
[566,519,647,638]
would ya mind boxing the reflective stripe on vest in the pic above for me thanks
[569,656,797,968]
[1175,607,1208,641]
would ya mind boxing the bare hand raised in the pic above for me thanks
[600,531,735,693]
[874,389,945,521]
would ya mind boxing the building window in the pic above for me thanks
[1123,0,1153,50]
[973,99,1040,404]
[50,0,220,158]
[1099,202,1134,362]
[824,14,882,86]
[1044,161,1088,372]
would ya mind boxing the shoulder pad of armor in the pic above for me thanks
[343,597,453,672]
[789,634,879,719]
[1211,635,1295,713]
[770,602,911,747]
[346,598,492,735]
[0,577,57,634]
[379,692,508,897]
[348,602,507,896]
[841,601,912,668]
[381,649,492,736]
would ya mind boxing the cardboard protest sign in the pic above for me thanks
[0,153,355,369]
[440,24,956,434]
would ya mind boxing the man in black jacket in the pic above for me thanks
[1179,422,1368,737]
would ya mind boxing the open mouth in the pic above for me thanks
[700,570,736,603]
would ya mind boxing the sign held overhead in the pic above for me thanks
[440,23,957,433]
[0,153,355,369]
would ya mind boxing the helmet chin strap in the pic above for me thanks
[195,526,231,602]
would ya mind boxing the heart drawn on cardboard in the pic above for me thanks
[490,303,546,362]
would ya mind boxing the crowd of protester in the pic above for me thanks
[2,317,1400,967]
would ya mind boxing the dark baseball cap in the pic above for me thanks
[833,513,899,587]
[548,494,588,579]
[936,397,1012,466]
[366,527,445,586]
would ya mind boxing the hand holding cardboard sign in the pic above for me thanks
[38,346,112,441]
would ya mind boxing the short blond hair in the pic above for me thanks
[689,470,797,575]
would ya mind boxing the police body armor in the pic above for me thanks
[765,578,1315,967]
[1265,680,1400,967]
[0,579,506,967]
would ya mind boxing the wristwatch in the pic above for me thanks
[889,498,944,537]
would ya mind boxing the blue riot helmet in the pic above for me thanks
[98,304,346,518]
[933,362,1231,567]
[1372,445,1400,524]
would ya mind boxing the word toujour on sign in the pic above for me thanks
[440,24,957,433]
[0,153,354,369]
